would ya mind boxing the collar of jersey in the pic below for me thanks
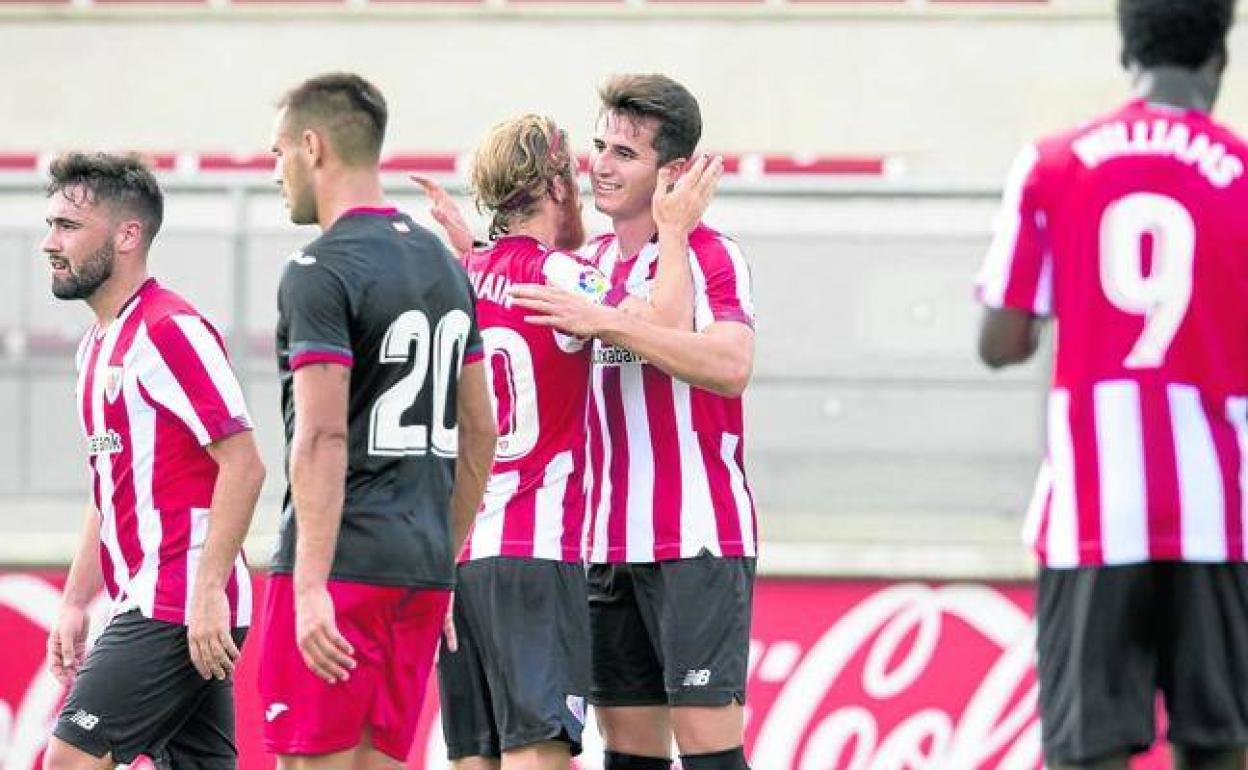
[340,205,400,220]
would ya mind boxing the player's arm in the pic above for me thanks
[450,359,496,556]
[976,143,1052,371]
[48,499,103,685]
[188,430,265,680]
[598,316,753,397]
[290,361,356,684]
[979,307,1044,368]
[613,155,723,330]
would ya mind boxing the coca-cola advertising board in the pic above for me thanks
[0,572,1173,769]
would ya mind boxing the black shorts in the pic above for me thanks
[1037,562,1248,763]
[437,557,590,760]
[588,552,755,708]
[53,610,248,768]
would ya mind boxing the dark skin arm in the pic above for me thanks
[978,306,1044,369]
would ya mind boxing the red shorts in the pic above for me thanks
[258,573,450,760]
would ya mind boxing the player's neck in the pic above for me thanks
[612,212,657,260]
[1133,66,1218,114]
[317,170,387,231]
[510,218,557,249]
[87,267,149,327]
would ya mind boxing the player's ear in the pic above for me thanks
[302,129,324,168]
[660,158,687,189]
[114,218,144,255]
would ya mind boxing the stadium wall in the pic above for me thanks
[1,4,1248,181]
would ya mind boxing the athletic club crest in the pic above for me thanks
[104,366,124,403]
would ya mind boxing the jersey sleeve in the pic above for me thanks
[541,251,610,353]
[465,305,484,365]
[137,315,253,446]
[976,143,1054,316]
[278,257,356,371]
[691,234,756,332]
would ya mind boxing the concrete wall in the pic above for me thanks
[1,3,1247,181]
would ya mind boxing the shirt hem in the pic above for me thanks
[266,565,454,590]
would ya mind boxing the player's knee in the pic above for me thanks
[41,740,102,770]
[603,751,673,770]
[670,706,743,755]
[678,747,750,770]
[597,708,670,758]
[1173,746,1245,770]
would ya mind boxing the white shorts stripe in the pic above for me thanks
[722,432,756,558]
[471,471,519,559]
[1228,397,1248,561]
[621,365,655,562]
[1171,384,1228,561]
[1046,389,1080,567]
[673,380,716,558]
[533,451,572,560]
[1095,381,1150,565]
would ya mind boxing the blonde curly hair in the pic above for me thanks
[470,114,574,240]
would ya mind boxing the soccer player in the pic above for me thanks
[434,115,719,770]
[509,75,758,770]
[40,153,265,770]
[259,73,497,770]
[976,1,1248,768]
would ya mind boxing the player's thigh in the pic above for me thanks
[500,740,572,770]
[53,611,218,767]
[259,575,392,756]
[369,587,449,761]
[481,559,591,757]
[587,563,667,709]
[276,749,356,770]
[439,567,502,761]
[649,554,754,710]
[453,758,501,770]
[1163,562,1248,751]
[158,643,247,770]
[1035,564,1158,765]
[41,736,115,770]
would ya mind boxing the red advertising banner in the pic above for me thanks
[0,573,1172,769]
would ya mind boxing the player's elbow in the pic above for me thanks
[978,335,1035,370]
[710,355,752,398]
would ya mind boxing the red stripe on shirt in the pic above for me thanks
[602,368,630,559]
[1069,387,1104,564]
[1207,396,1244,559]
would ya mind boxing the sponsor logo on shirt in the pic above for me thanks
[682,669,712,687]
[265,702,289,722]
[576,270,609,301]
[87,430,124,456]
[593,345,646,366]
[287,251,317,266]
[68,709,100,731]
[565,695,586,725]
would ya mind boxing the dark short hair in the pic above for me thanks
[46,152,164,246]
[278,72,388,166]
[598,74,702,166]
[1119,0,1235,69]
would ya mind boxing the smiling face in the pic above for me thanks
[270,108,318,226]
[590,110,665,222]
[41,185,118,301]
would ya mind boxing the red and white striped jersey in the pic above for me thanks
[583,224,758,564]
[977,99,1248,568]
[460,236,610,562]
[75,279,254,625]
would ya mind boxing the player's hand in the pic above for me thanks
[295,585,356,685]
[442,593,458,653]
[509,284,611,338]
[410,174,475,260]
[187,588,240,681]
[47,605,89,686]
[653,154,723,238]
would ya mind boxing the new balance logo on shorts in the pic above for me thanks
[68,709,100,731]
[682,669,712,687]
[265,703,289,723]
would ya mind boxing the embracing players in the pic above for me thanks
[260,73,497,768]
[432,113,720,770]
[978,1,1248,767]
